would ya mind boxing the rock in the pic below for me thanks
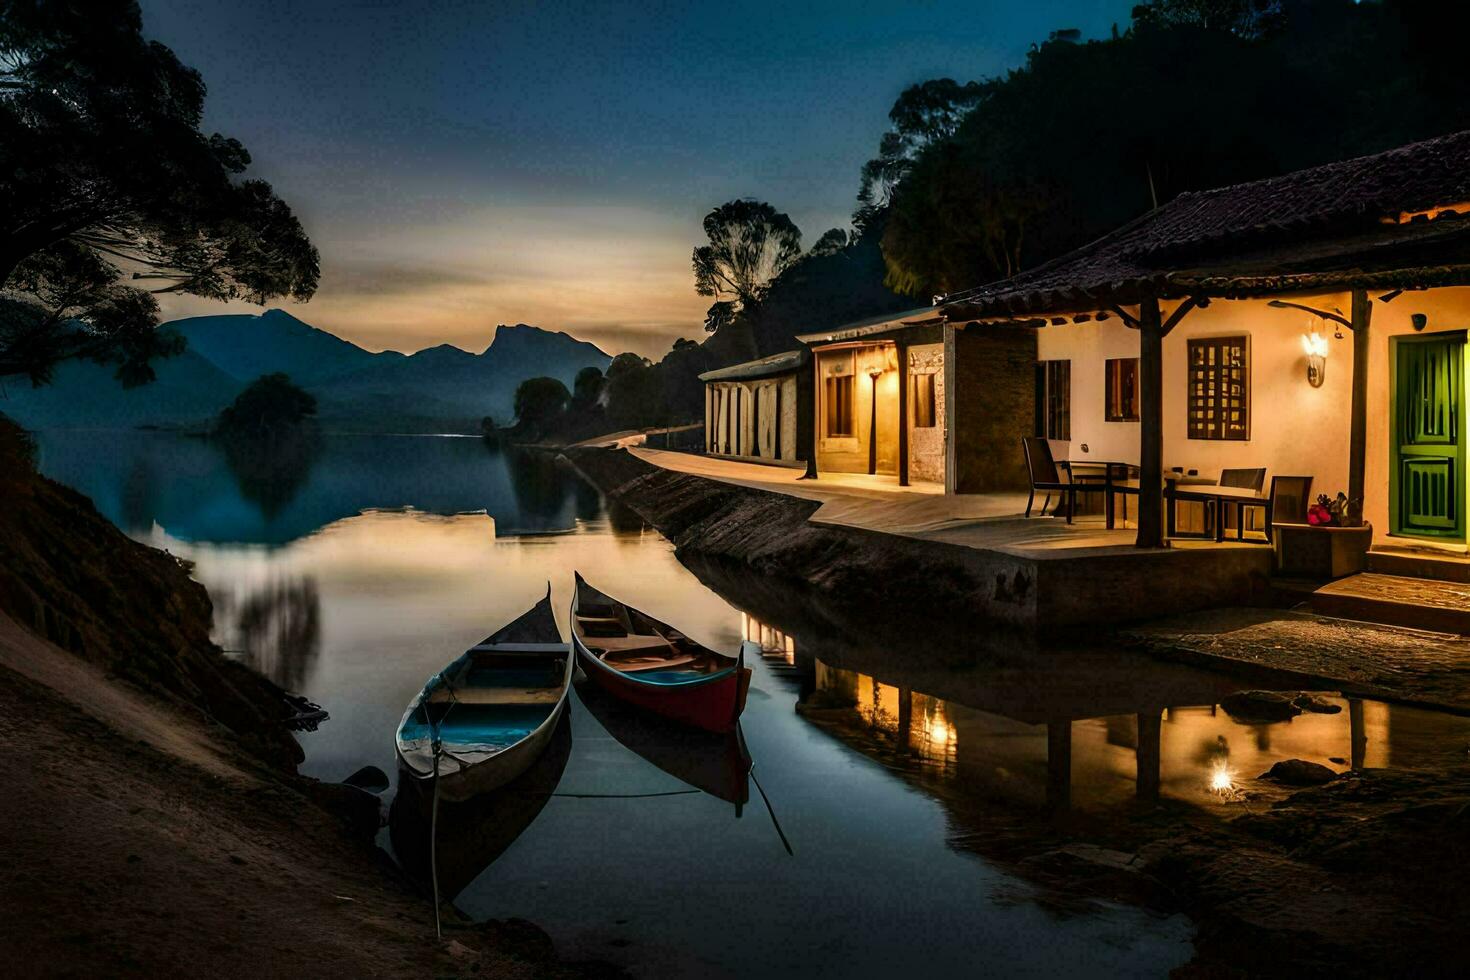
[341,765,389,794]
[1260,759,1339,786]
[1293,694,1342,714]
[1221,690,1301,723]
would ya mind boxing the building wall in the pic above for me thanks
[907,343,946,485]
[815,344,899,476]
[1362,285,1470,547]
[1035,298,1353,506]
[950,323,1036,493]
[703,373,804,464]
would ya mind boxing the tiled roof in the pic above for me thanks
[942,129,1470,321]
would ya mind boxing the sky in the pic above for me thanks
[138,0,1134,358]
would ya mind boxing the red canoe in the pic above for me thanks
[571,572,751,733]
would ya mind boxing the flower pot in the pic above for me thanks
[1272,522,1373,579]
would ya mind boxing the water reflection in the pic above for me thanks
[796,659,1467,815]
[231,577,322,691]
[575,679,751,812]
[32,430,598,545]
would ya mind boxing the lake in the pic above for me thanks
[32,430,1470,978]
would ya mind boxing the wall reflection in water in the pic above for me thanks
[741,611,794,665]
[802,660,1469,814]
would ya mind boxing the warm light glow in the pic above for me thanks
[1208,759,1241,800]
[1300,331,1330,358]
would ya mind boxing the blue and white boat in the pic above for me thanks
[395,587,572,803]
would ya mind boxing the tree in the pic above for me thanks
[0,0,319,387]
[692,200,802,333]
[809,228,850,259]
[854,78,987,231]
[513,376,570,429]
[1131,0,1284,37]
[570,365,604,411]
[217,372,316,439]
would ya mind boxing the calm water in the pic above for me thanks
[32,430,1470,978]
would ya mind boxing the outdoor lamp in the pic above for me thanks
[1301,330,1329,387]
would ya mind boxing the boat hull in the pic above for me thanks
[574,633,750,733]
[398,694,570,805]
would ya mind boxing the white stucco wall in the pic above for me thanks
[1036,297,1353,514]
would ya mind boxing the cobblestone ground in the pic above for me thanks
[1125,609,1470,712]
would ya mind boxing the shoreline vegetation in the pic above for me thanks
[0,415,621,978]
[567,443,1470,975]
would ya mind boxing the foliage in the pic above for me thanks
[692,200,802,332]
[216,372,317,439]
[512,376,571,429]
[853,78,987,232]
[880,1,1470,298]
[0,0,319,387]
[571,365,604,411]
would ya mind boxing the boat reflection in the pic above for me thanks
[798,659,1470,813]
[575,677,751,813]
[388,710,572,900]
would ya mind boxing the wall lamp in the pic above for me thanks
[1301,330,1329,387]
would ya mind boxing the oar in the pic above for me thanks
[429,735,443,940]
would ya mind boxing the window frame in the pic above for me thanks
[1104,357,1140,422]
[911,371,937,428]
[1036,359,1071,440]
[1186,335,1251,441]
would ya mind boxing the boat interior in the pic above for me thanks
[574,585,731,675]
[426,651,568,705]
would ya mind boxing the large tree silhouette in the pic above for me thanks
[0,0,319,387]
[692,200,802,333]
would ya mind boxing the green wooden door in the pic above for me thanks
[1392,335,1465,538]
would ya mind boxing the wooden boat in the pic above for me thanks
[571,571,752,733]
[395,588,572,804]
[576,675,750,812]
[389,710,571,899]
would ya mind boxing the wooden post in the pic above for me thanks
[897,341,910,486]
[1137,296,1165,548]
[1349,697,1366,770]
[1135,710,1161,801]
[801,355,819,479]
[1347,289,1372,527]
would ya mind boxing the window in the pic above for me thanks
[911,372,937,428]
[1187,336,1250,440]
[1036,360,1071,440]
[1105,358,1140,422]
[825,374,854,437]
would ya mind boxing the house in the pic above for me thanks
[939,128,1470,556]
[794,306,1036,492]
[699,349,811,467]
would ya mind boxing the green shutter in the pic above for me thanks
[1393,336,1465,538]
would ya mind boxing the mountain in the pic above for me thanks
[0,348,242,430]
[0,313,611,433]
[169,309,398,384]
[314,324,611,429]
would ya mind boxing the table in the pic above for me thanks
[1165,479,1267,542]
[1059,460,1135,529]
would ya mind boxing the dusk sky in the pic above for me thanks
[140,0,1133,358]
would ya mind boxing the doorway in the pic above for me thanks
[1391,333,1466,539]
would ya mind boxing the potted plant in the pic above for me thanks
[1273,492,1373,579]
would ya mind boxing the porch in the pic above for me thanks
[629,447,1271,628]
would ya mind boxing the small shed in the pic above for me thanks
[700,349,812,467]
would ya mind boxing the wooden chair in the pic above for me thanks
[1213,467,1267,538]
[1241,475,1312,542]
[1021,437,1133,525]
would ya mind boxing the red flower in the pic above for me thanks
[1307,504,1333,526]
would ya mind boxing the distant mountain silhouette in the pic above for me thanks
[171,309,398,384]
[0,312,610,433]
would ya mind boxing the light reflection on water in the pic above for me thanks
[31,430,1470,978]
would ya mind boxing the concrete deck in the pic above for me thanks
[628,448,1274,628]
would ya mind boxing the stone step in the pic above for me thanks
[1366,547,1470,583]
[1274,572,1470,635]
